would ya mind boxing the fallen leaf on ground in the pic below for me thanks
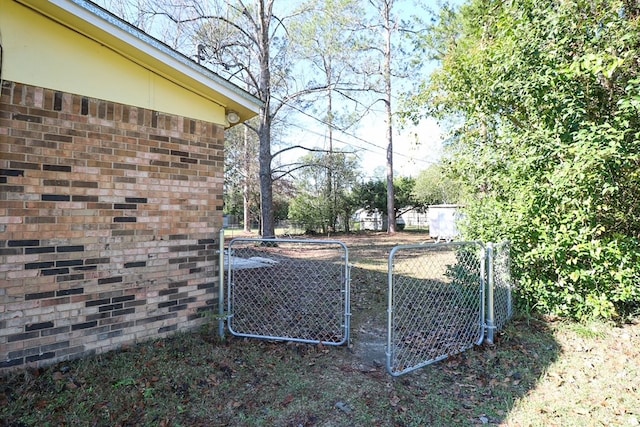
[281,394,294,406]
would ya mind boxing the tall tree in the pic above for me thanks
[193,1,344,238]
[356,0,424,233]
[289,0,368,231]
[198,0,280,238]
[380,0,396,233]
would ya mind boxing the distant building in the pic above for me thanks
[354,209,406,231]
[354,209,385,231]
[399,209,429,229]
[428,204,463,242]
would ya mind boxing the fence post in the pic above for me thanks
[505,242,513,320]
[218,228,225,340]
[345,263,352,343]
[485,242,496,344]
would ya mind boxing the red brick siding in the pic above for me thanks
[0,81,223,371]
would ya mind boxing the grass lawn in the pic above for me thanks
[2,232,639,426]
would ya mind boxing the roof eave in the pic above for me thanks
[18,0,262,123]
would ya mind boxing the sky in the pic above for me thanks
[358,115,444,179]
[93,0,460,180]
[281,112,444,180]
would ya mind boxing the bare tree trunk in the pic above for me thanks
[327,82,336,233]
[383,0,395,234]
[243,125,252,233]
[259,110,274,238]
[257,0,275,239]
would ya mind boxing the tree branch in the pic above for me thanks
[271,145,352,160]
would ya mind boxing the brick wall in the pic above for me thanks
[0,81,224,371]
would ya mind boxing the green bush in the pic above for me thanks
[419,0,640,320]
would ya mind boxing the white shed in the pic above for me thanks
[428,204,462,242]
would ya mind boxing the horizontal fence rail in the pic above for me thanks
[226,238,350,346]
[386,242,486,376]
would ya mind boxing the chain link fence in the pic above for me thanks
[225,238,350,345]
[386,241,513,376]
[490,241,513,333]
[221,235,513,376]
[386,242,486,376]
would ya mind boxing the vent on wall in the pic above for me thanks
[82,97,88,115]
[54,92,62,111]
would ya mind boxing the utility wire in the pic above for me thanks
[273,95,438,166]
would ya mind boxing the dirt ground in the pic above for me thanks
[226,231,435,368]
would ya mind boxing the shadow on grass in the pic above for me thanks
[349,262,562,426]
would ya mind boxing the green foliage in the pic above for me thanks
[113,377,136,389]
[415,0,640,320]
[353,176,424,219]
[288,151,360,232]
[445,245,483,311]
[288,192,327,233]
[413,163,465,205]
[353,179,387,214]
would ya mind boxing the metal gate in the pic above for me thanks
[219,234,512,376]
[386,242,486,376]
[386,241,513,376]
[225,238,350,346]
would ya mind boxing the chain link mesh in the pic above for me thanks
[492,241,513,331]
[387,242,485,376]
[226,238,349,345]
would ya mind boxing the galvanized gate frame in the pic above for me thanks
[386,241,486,376]
[386,241,512,376]
[215,231,512,377]
[221,236,351,346]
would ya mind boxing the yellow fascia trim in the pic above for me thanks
[1,0,261,125]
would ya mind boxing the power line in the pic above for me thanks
[278,117,380,154]
[273,95,438,166]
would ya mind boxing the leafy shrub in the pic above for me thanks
[421,0,640,320]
